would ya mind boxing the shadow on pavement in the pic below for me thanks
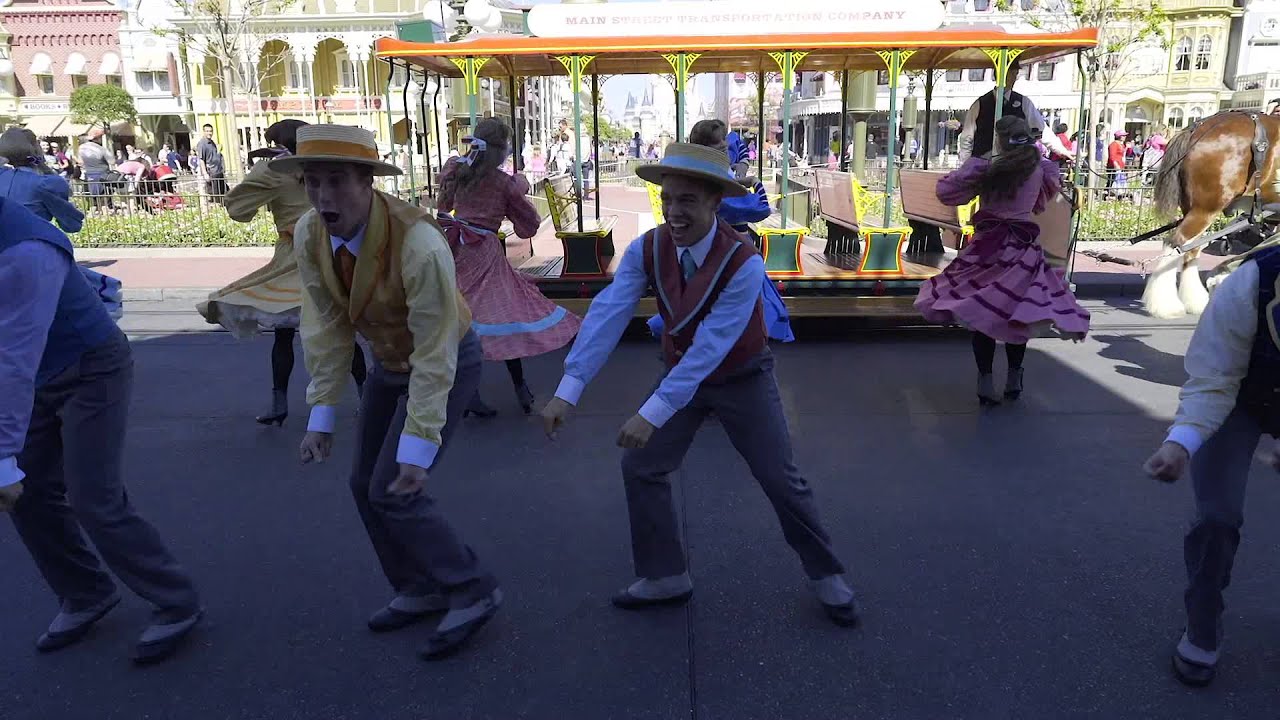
[3,326,1280,719]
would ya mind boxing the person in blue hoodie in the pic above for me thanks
[0,197,202,664]
[648,120,794,343]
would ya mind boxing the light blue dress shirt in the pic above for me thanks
[554,220,766,428]
[0,240,72,487]
[0,166,84,234]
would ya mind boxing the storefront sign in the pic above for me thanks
[20,101,69,112]
[525,0,945,38]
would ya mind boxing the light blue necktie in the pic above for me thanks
[680,249,697,280]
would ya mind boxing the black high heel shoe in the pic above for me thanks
[976,374,1001,407]
[256,389,288,426]
[515,384,534,415]
[1004,368,1024,401]
[464,395,498,419]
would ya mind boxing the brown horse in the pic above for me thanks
[1142,112,1280,318]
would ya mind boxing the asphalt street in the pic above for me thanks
[4,299,1280,719]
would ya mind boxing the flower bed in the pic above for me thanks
[73,196,277,248]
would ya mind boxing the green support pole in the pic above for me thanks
[770,51,808,228]
[449,56,490,143]
[876,50,915,223]
[756,72,765,183]
[982,48,1023,157]
[663,53,700,143]
[592,73,601,218]
[839,70,849,172]
[556,54,595,232]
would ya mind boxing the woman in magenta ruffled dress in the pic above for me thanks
[915,116,1090,406]
[437,118,582,416]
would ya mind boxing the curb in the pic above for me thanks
[125,287,218,302]
[126,283,1149,304]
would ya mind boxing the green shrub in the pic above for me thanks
[73,196,277,248]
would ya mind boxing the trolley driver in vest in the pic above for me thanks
[540,144,859,626]
[1144,244,1280,687]
[959,58,1071,162]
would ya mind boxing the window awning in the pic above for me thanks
[29,53,52,75]
[20,116,90,139]
[134,49,170,72]
[99,52,121,75]
[64,52,87,76]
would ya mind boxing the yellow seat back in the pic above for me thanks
[646,182,665,225]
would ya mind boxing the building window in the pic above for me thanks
[105,75,123,88]
[1195,35,1212,71]
[968,68,986,82]
[1174,37,1192,71]
[876,70,888,85]
[390,64,408,88]
[135,71,171,93]
[1037,62,1056,82]
[945,69,962,82]
[37,74,54,95]
[1019,0,1035,8]
[335,53,358,90]
[1189,106,1203,124]
[1020,63,1033,81]
[71,74,88,90]
[973,0,991,10]
[286,57,311,91]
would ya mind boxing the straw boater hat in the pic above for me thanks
[270,125,401,176]
[635,142,748,197]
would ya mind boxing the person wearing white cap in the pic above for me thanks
[540,143,859,627]
[275,125,501,660]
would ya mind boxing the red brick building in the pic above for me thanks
[0,0,125,145]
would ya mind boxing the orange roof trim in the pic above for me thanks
[375,29,1098,77]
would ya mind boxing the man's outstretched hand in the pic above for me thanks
[542,397,571,439]
[388,464,427,496]
[1144,441,1190,483]
[300,431,333,464]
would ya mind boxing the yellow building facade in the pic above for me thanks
[1097,0,1243,137]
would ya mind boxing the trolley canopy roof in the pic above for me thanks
[376,28,1099,78]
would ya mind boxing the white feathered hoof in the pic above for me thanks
[1179,266,1210,316]
[1141,255,1187,319]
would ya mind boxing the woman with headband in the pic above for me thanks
[436,118,581,416]
[914,115,1090,406]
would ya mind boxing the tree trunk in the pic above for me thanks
[219,63,244,177]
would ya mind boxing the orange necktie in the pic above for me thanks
[333,245,356,292]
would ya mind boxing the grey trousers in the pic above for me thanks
[1183,404,1262,653]
[621,351,846,581]
[350,330,497,606]
[10,331,200,614]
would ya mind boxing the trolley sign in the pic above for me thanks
[525,0,947,38]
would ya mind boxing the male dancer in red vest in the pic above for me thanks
[541,143,858,626]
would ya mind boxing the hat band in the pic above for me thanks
[657,154,733,182]
[295,138,380,163]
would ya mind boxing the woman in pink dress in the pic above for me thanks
[437,118,582,415]
[915,115,1090,406]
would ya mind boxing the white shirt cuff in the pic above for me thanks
[307,405,337,434]
[396,434,440,470]
[555,375,586,406]
[638,394,678,429]
[1165,425,1205,457]
[0,456,24,488]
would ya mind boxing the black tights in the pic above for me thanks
[271,328,366,392]
[971,332,1027,375]
[505,358,525,388]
